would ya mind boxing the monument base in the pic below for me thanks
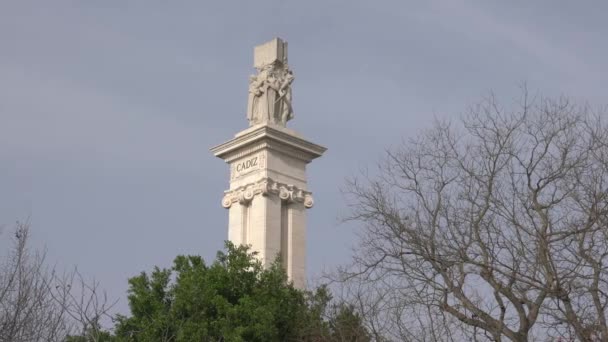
[211,124,326,289]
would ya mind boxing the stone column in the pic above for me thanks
[211,38,326,289]
[286,201,307,288]
[213,125,325,288]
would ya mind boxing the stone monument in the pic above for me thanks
[210,38,326,289]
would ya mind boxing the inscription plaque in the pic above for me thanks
[232,153,265,179]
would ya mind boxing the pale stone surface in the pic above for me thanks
[287,203,307,288]
[213,124,325,190]
[247,38,294,127]
[211,38,326,289]
[228,203,247,246]
[253,38,287,69]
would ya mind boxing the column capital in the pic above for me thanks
[222,177,314,209]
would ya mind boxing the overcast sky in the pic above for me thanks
[1,1,606,317]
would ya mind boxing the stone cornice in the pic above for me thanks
[222,177,314,209]
[210,124,327,163]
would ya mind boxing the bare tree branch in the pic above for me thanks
[339,91,608,341]
[0,222,116,342]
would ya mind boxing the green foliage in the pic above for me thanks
[328,304,370,341]
[113,242,370,341]
[65,326,116,342]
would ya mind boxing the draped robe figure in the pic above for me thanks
[247,63,294,127]
[247,75,263,125]
[277,69,294,125]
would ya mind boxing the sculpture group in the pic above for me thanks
[246,38,294,127]
[213,38,326,289]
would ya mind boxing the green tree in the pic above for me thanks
[113,242,369,342]
[328,305,370,341]
[66,328,116,342]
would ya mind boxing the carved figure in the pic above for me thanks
[277,69,294,125]
[246,61,294,126]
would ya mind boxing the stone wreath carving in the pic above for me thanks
[222,178,313,209]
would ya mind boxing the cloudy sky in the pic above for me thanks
[1,1,606,316]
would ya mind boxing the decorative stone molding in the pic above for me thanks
[222,177,314,209]
[210,124,326,164]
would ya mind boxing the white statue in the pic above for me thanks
[277,69,294,125]
[246,38,294,127]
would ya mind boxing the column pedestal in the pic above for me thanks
[212,124,326,289]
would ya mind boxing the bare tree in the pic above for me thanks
[341,91,608,341]
[0,221,116,342]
